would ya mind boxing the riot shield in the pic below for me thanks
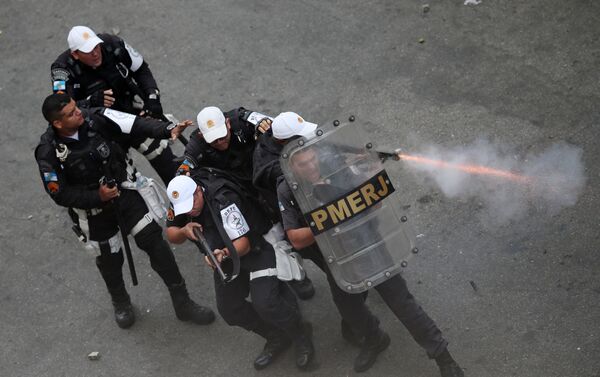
[280,120,416,293]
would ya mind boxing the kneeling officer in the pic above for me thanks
[165,171,314,370]
[35,93,215,329]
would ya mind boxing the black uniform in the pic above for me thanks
[178,107,262,184]
[51,33,178,184]
[35,108,198,315]
[166,170,304,338]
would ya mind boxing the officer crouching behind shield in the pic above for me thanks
[35,93,215,329]
[272,113,464,377]
[165,171,315,371]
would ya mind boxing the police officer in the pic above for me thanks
[261,112,464,376]
[165,171,314,370]
[51,25,178,184]
[178,106,316,300]
[35,92,215,329]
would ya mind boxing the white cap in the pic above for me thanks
[67,26,103,53]
[197,106,227,143]
[167,176,197,216]
[272,112,317,140]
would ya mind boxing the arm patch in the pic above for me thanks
[220,203,250,240]
[124,42,144,72]
[103,108,136,134]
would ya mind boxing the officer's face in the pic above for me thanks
[188,187,205,217]
[53,100,84,135]
[291,148,321,183]
[71,44,103,68]
[208,119,232,151]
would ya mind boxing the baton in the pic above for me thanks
[104,177,139,286]
[192,227,228,281]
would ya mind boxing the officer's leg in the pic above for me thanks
[248,248,314,370]
[119,190,215,325]
[77,208,135,329]
[95,244,135,329]
[300,246,388,372]
[299,246,378,343]
[375,275,464,376]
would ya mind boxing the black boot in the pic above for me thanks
[253,328,292,370]
[341,319,365,346]
[353,328,390,372]
[288,276,315,300]
[436,349,464,377]
[292,322,315,370]
[168,280,215,325]
[111,290,135,329]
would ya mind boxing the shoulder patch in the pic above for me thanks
[53,80,66,92]
[51,68,70,81]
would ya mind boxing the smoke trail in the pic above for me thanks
[402,138,586,224]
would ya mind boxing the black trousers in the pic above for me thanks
[213,245,302,338]
[85,189,183,295]
[304,245,448,358]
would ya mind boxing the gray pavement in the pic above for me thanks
[1,1,599,376]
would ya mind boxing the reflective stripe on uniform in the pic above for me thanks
[249,268,278,281]
[143,139,168,161]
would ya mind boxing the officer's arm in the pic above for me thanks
[177,134,203,175]
[286,228,316,250]
[35,144,104,209]
[230,236,251,257]
[239,108,273,133]
[99,108,186,140]
[50,63,92,109]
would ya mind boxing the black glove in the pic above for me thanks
[144,90,163,116]
[86,90,105,107]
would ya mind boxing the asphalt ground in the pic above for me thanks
[1,1,599,376]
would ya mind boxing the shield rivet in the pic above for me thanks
[282,153,288,159]
[346,285,352,291]
[349,115,356,122]
[401,261,408,268]
[412,247,419,254]
[401,216,408,222]
[333,120,340,126]
[366,281,372,287]
[316,129,323,136]
[327,257,333,264]
[366,143,373,149]
[310,221,316,226]
[385,271,391,277]
[292,184,298,190]
[298,139,305,146]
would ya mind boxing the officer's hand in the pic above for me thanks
[204,248,229,269]
[144,97,163,116]
[98,183,119,202]
[183,222,203,241]
[170,120,194,141]
[257,118,272,134]
[103,90,115,107]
